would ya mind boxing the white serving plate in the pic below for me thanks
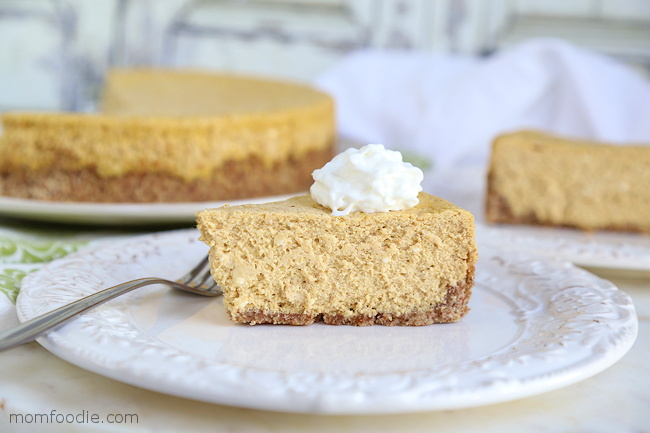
[16,230,638,414]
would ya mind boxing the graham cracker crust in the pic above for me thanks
[0,146,334,203]
[229,268,475,326]
[485,171,520,225]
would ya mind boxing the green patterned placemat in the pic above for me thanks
[0,228,99,303]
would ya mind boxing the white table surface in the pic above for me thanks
[0,266,648,433]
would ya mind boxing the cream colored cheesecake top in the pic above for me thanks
[488,130,650,230]
[0,69,334,181]
[197,193,477,319]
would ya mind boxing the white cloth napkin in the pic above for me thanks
[316,38,650,171]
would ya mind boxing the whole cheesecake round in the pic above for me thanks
[0,69,335,203]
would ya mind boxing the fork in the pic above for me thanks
[0,256,221,351]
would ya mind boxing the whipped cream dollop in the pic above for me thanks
[310,144,424,216]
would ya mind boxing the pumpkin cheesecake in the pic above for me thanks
[197,145,477,326]
[0,69,335,203]
[486,130,650,233]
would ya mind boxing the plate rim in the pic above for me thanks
[0,193,301,225]
[475,221,650,272]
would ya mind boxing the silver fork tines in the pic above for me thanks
[0,256,221,351]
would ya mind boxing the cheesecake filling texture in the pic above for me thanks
[197,193,477,325]
[310,144,423,216]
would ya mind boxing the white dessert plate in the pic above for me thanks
[0,194,299,225]
[16,230,638,414]
[425,167,650,272]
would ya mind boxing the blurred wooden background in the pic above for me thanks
[1,0,648,112]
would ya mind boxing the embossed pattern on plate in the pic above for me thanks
[476,222,650,271]
[16,230,638,414]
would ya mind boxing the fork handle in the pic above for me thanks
[0,278,171,351]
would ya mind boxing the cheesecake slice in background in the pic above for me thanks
[486,130,650,233]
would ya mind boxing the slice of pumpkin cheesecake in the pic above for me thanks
[197,191,477,326]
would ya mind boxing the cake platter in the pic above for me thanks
[16,229,638,414]
[0,194,299,226]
